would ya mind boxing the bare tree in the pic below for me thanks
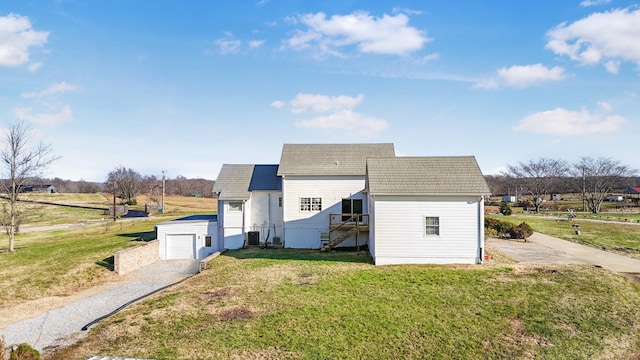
[105,166,142,204]
[0,122,58,252]
[504,158,569,212]
[573,157,636,213]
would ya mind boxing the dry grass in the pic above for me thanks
[136,194,217,214]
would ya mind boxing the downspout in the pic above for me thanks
[479,196,485,263]
[242,200,247,247]
[268,193,272,243]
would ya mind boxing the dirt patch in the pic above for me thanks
[204,287,237,299]
[503,317,554,358]
[218,306,254,321]
[622,273,640,284]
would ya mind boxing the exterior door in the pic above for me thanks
[342,199,363,222]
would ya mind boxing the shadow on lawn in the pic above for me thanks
[224,247,373,264]
[117,230,156,242]
[96,255,114,271]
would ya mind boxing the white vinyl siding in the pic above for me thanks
[220,199,249,250]
[248,191,284,243]
[371,195,482,265]
[282,175,366,248]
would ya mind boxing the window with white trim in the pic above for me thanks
[229,201,242,212]
[300,197,322,211]
[425,216,440,235]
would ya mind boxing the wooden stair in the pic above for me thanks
[321,228,358,252]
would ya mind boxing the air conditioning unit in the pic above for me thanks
[247,231,260,246]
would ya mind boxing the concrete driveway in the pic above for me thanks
[487,232,640,273]
[0,259,199,353]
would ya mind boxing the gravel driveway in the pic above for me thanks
[0,259,199,352]
[487,232,640,273]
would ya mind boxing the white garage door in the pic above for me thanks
[166,234,196,259]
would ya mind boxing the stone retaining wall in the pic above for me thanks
[114,240,159,275]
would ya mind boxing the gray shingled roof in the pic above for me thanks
[366,156,491,196]
[277,143,395,176]
[212,164,254,200]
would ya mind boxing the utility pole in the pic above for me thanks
[161,170,165,214]
[113,180,117,222]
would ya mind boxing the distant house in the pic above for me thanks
[625,187,640,195]
[608,195,624,202]
[502,195,517,203]
[22,184,57,193]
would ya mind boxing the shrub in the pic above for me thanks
[484,227,498,239]
[484,218,514,237]
[509,222,534,241]
[9,344,40,360]
[499,201,512,216]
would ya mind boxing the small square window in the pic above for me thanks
[229,201,242,212]
[311,197,322,211]
[425,216,440,235]
[205,235,212,247]
[300,197,311,211]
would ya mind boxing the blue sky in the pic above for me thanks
[1,0,639,182]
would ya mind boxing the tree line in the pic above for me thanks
[485,157,638,214]
[104,166,215,205]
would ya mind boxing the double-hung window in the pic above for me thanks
[425,216,440,235]
[300,197,322,212]
[228,201,242,212]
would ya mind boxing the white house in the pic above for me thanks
[365,156,490,265]
[164,143,491,265]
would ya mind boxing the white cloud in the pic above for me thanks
[290,93,364,113]
[214,35,241,54]
[597,101,613,112]
[249,39,265,48]
[391,7,424,16]
[604,59,620,74]
[514,107,626,136]
[0,13,49,68]
[27,62,42,72]
[21,82,80,98]
[475,64,565,89]
[295,109,388,138]
[285,92,387,138]
[546,8,640,72]
[270,100,284,108]
[580,0,612,7]
[413,53,440,65]
[285,11,430,57]
[13,105,73,127]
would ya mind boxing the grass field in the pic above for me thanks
[0,218,173,309]
[487,214,640,260]
[2,196,640,358]
[49,249,640,359]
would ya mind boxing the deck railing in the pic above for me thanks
[329,213,369,228]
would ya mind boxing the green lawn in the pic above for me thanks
[0,218,174,308]
[50,249,640,360]
[488,214,640,259]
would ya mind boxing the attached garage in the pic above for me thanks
[165,234,196,259]
[157,215,219,260]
